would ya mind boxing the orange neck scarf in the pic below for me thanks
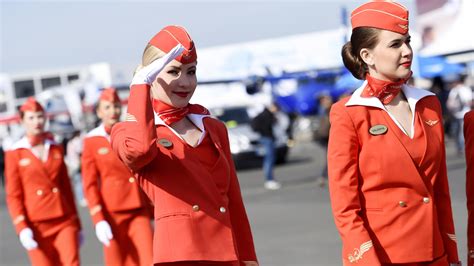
[361,73,411,104]
[152,99,210,126]
[27,132,54,147]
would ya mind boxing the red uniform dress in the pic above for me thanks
[5,137,81,266]
[110,84,257,265]
[465,110,474,266]
[81,124,153,265]
[328,83,459,265]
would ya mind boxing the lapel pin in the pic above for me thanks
[97,147,109,155]
[157,138,173,148]
[424,120,439,126]
[369,124,388,136]
[19,158,31,166]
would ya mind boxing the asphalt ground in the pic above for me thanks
[0,138,468,265]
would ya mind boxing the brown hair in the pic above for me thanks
[341,27,381,80]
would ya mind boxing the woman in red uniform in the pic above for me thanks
[81,88,153,265]
[465,110,474,266]
[110,25,258,266]
[328,1,461,265]
[5,98,81,266]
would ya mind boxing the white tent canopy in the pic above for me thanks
[419,0,474,58]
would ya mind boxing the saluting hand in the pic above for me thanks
[131,44,185,86]
[95,220,113,247]
[18,228,38,250]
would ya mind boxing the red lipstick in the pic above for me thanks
[174,92,190,98]
[401,61,411,68]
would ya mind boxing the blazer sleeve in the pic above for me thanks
[431,100,460,264]
[81,138,106,224]
[58,154,82,229]
[111,84,158,172]
[218,122,258,262]
[327,102,381,266]
[4,150,29,234]
[465,111,474,265]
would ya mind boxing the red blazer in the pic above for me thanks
[465,110,474,265]
[5,137,81,235]
[81,125,151,224]
[328,84,459,265]
[111,84,257,264]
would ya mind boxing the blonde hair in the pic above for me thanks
[133,44,167,76]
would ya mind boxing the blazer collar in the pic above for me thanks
[86,124,109,141]
[11,136,55,162]
[154,112,212,146]
[345,81,435,111]
[154,112,211,132]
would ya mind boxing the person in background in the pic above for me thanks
[81,88,153,266]
[65,130,87,207]
[110,25,258,266]
[251,102,282,190]
[313,93,333,187]
[5,97,82,266]
[465,110,474,266]
[328,1,460,265]
[446,74,472,155]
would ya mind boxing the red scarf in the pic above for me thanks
[361,73,411,104]
[152,99,210,126]
[104,126,111,135]
[27,132,54,147]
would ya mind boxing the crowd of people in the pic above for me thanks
[1,0,474,265]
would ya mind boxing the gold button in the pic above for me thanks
[36,189,43,196]
[219,207,226,213]
[469,249,474,258]
[192,205,200,212]
[423,197,430,204]
[52,187,59,193]
[129,177,135,183]
[398,201,407,207]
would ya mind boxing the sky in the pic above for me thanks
[1,0,414,74]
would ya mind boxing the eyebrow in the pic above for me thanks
[389,35,411,44]
[168,64,197,69]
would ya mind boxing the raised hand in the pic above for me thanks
[131,44,185,86]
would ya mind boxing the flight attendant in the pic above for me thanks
[5,97,81,266]
[81,87,153,265]
[328,1,461,265]
[465,110,474,266]
[110,25,258,266]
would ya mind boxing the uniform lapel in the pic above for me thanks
[347,84,436,193]
[155,125,224,206]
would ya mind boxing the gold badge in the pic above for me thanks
[424,120,439,126]
[53,152,61,159]
[157,138,173,148]
[19,158,31,166]
[369,125,388,136]
[97,147,109,155]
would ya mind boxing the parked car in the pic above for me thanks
[211,105,289,168]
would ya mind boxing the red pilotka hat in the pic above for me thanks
[351,0,409,35]
[20,97,44,113]
[99,87,121,103]
[148,25,197,64]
